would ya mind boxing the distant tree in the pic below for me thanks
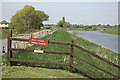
[118,25,120,28]
[114,25,117,28]
[62,17,65,22]
[76,25,79,28]
[57,17,71,27]
[57,20,63,27]
[85,25,90,28]
[97,24,101,27]
[106,24,110,27]
[9,5,49,33]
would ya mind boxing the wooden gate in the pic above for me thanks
[7,30,120,79]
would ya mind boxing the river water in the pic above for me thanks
[67,31,119,53]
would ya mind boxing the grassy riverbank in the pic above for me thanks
[2,28,119,78]
[65,27,119,35]
[64,27,99,31]
[101,28,119,35]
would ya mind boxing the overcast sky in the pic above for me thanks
[1,1,119,25]
[1,0,120,2]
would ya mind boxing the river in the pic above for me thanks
[67,31,119,53]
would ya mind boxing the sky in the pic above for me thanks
[1,0,120,2]
[0,1,119,25]
[119,2,120,24]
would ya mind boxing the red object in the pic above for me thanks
[29,38,48,45]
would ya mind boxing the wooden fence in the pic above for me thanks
[11,29,58,49]
[7,30,120,79]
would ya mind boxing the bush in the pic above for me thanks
[92,27,98,31]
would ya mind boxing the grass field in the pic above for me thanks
[101,28,119,35]
[2,28,119,78]
[2,66,87,78]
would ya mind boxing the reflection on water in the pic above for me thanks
[67,31,119,53]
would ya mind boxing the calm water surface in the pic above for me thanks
[67,31,119,53]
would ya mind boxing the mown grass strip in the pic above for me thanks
[2,66,87,78]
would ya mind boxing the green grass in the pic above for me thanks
[50,26,57,31]
[2,66,87,78]
[2,28,119,78]
[64,28,83,31]
[44,26,57,31]
[101,28,119,35]
[0,29,18,40]
[0,26,57,40]
[0,29,9,40]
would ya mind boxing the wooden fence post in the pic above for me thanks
[70,40,74,73]
[39,31,40,37]
[30,32,32,38]
[7,29,12,66]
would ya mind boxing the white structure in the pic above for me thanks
[0,20,9,28]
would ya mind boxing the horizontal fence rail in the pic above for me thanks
[11,37,120,69]
[72,54,119,78]
[9,58,70,66]
[11,37,29,41]
[73,44,120,69]
[11,37,72,45]
[48,40,72,45]
[7,29,120,79]
[11,48,71,55]
[71,64,101,78]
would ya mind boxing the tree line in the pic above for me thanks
[57,17,120,28]
[71,24,120,28]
